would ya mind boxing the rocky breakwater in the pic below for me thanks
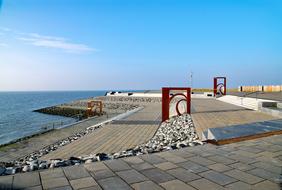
[97,96,163,104]
[34,105,90,119]
[0,113,202,175]
[34,97,141,119]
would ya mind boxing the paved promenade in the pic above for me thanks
[43,98,272,160]
[1,98,278,162]
[1,134,281,190]
[191,99,277,138]
[42,104,161,160]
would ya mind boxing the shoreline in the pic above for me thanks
[0,95,143,163]
[0,94,138,147]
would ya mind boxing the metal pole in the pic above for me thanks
[190,72,193,90]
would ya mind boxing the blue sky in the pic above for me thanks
[0,0,281,91]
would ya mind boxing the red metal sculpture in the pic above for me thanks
[162,87,191,122]
[87,100,103,117]
[213,77,226,96]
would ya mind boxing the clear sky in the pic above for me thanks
[0,0,281,91]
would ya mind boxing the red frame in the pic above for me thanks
[87,100,103,117]
[213,77,226,96]
[162,87,191,122]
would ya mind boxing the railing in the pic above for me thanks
[39,114,82,132]
[243,91,261,100]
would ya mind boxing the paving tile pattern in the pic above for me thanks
[1,134,281,190]
[42,104,161,160]
[191,99,277,137]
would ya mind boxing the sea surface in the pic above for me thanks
[0,91,108,145]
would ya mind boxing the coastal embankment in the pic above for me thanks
[34,96,139,119]
[0,95,141,162]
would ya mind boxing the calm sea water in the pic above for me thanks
[0,91,108,145]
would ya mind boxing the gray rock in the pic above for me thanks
[30,163,38,171]
[5,167,16,175]
[39,163,48,169]
[85,159,93,164]
[22,165,29,172]
[49,163,55,168]
[0,166,6,175]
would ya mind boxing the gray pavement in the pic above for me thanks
[1,134,281,190]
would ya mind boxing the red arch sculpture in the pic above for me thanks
[162,87,191,122]
[213,77,226,96]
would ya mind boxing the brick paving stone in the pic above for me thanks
[272,150,282,157]
[237,146,264,154]
[48,186,72,190]
[90,168,116,180]
[160,179,196,190]
[189,178,226,190]
[252,180,281,190]
[226,154,256,164]
[98,176,132,190]
[170,149,195,158]
[41,177,69,189]
[224,169,264,184]
[123,157,144,165]
[251,161,282,174]
[162,155,187,164]
[178,161,210,173]
[141,168,175,183]
[69,177,99,190]
[255,151,280,158]
[207,155,237,165]
[40,168,65,180]
[262,145,282,152]
[225,181,251,190]
[84,162,108,172]
[256,155,282,164]
[131,181,163,190]
[229,162,255,171]
[167,168,201,183]
[23,186,42,190]
[0,175,13,190]
[187,156,216,166]
[199,170,237,186]
[104,159,131,171]
[208,147,231,156]
[246,168,282,183]
[13,172,41,189]
[139,154,166,164]
[154,162,178,170]
[79,186,102,190]
[117,169,148,184]
[193,150,216,158]
[208,163,232,172]
[232,150,257,158]
[156,152,187,163]
[63,165,90,180]
[131,162,155,171]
